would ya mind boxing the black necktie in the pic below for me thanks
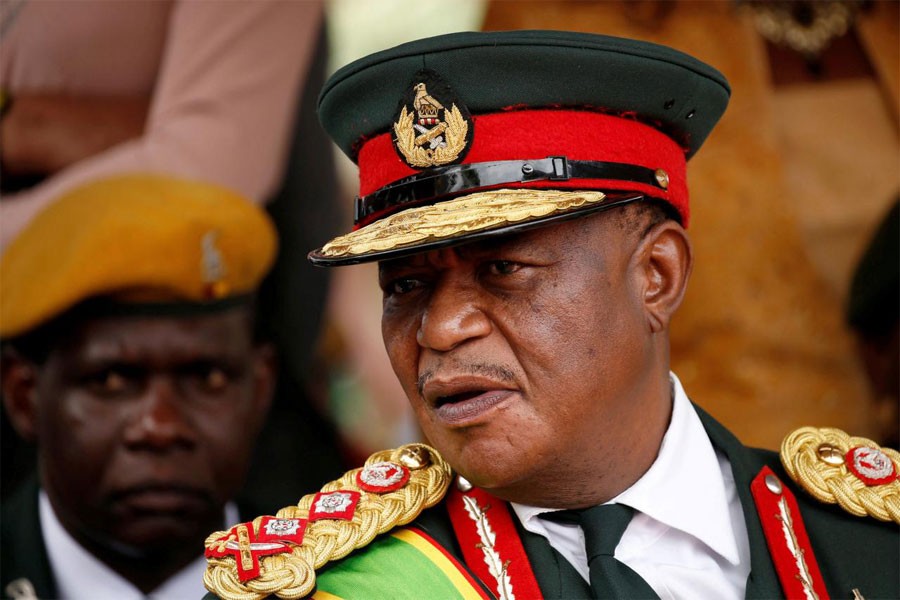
[543,504,660,600]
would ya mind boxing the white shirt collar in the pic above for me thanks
[610,372,742,565]
[39,491,238,599]
[512,372,742,566]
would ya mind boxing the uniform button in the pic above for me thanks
[655,169,670,189]
[456,475,473,492]
[765,474,783,494]
[817,443,845,466]
[398,445,431,469]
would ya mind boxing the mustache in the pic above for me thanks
[417,362,518,397]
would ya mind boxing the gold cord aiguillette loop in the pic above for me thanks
[203,443,453,600]
[780,426,900,523]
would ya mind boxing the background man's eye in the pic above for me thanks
[205,367,228,392]
[85,369,133,396]
[102,371,127,393]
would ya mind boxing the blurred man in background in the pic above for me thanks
[0,0,347,511]
[1,176,277,599]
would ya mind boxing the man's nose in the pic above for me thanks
[416,277,492,352]
[122,376,196,451]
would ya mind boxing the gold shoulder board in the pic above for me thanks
[203,443,452,600]
[780,426,900,524]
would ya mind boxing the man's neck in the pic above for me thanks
[39,491,231,595]
[79,538,205,594]
[488,370,674,509]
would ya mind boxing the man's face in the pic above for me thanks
[25,307,272,553]
[379,213,668,504]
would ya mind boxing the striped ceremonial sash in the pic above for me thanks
[313,527,490,599]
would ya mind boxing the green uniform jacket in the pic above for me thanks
[205,407,899,600]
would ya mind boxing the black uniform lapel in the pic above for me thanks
[511,510,592,600]
[1,479,58,599]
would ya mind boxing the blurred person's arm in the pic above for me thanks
[0,0,321,250]
[1,94,149,176]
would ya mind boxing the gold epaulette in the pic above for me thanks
[780,427,900,524]
[203,443,452,600]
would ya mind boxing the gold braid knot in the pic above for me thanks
[203,443,452,600]
[780,426,900,523]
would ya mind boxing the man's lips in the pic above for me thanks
[423,378,519,426]
[109,484,212,514]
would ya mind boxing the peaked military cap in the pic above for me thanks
[0,174,277,339]
[310,30,730,266]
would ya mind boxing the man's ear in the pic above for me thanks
[634,220,693,333]
[250,343,277,428]
[1,348,40,442]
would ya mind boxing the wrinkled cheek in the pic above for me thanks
[382,320,420,399]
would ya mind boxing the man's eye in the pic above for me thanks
[205,367,230,392]
[191,365,232,393]
[85,369,135,396]
[386,278,423,295]
[486,260,522,276]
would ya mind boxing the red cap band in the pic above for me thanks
[357,109,690,225]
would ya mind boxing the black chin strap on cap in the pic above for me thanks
[354,156,667,225]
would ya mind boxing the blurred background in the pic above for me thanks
[2,0,897,510]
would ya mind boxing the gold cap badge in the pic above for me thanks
[392,69,473,169]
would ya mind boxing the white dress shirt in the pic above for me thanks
[512,373,751,599]
[39,491,239,600]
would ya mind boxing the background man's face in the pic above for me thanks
[378,213,660,503]
[28,307,272,554]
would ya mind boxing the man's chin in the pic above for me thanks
[433,432,528,481]
[103,513,217,557]
[451,456,528,497]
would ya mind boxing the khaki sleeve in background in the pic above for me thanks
[0,0,322,250]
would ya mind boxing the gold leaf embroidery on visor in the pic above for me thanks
[321,189,607,257]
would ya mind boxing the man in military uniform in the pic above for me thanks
[1,175,277,599]
[203,31,899,600]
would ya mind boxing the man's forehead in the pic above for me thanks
[53,307,254,361]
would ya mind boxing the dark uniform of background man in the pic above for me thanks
[203,31,899,600]
[1,175,277,599]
